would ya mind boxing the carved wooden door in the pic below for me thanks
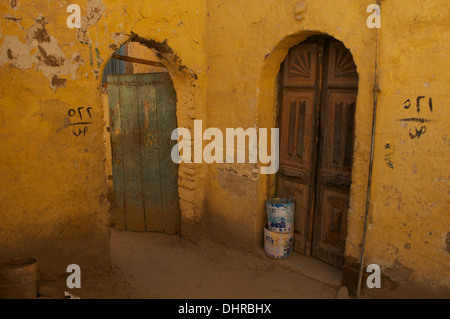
[277,36,358,268]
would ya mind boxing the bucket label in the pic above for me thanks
[267,213,293,232]
[264,228,293,259]
[266,200,294,233]
[264,234,274,245]
[268,206,293,216]
[268,217,290,232]
[264,238,293,259]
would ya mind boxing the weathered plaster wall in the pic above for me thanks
[203,0,376,251]
[0,0,208,277]
[204,0,449,294]
[0,0,448,294]
[362,0,450,293]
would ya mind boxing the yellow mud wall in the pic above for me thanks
[0,0,448,294]
[204,0,449,294]
[204,0,377,272]
[0,0,207,277]
[364,0,450,293]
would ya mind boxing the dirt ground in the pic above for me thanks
[37,228,342,299]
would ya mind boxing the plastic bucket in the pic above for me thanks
[0,258,37,299]
[266,198,294,233]
[263,226,293,259]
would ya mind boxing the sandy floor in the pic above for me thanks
[38,228,340,299]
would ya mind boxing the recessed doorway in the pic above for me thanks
[102,42,181,234]
[276,35,358,268]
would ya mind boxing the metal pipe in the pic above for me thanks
[356,2,381,299]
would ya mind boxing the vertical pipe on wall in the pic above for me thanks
[356,2,381,299]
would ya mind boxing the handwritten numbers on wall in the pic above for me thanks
[68,107,93,137]
[403,96,433,113]
[399,96,434,140]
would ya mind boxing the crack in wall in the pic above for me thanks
[129,31,199,83]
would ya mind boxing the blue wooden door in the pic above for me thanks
[107,73,180,234]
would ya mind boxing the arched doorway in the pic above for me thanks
[276,35,358,268]
[102,41,181,234]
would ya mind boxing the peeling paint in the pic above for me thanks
[384,260,414,284]
[0,17,83,90]
[51,75,66,89]
[6,49,13,60]
[9,0,18,10]
[217,168,254,198]
[76,0,106,42]
[27,17,50,44]
[0,35,35,69]
[37,45,63,67]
